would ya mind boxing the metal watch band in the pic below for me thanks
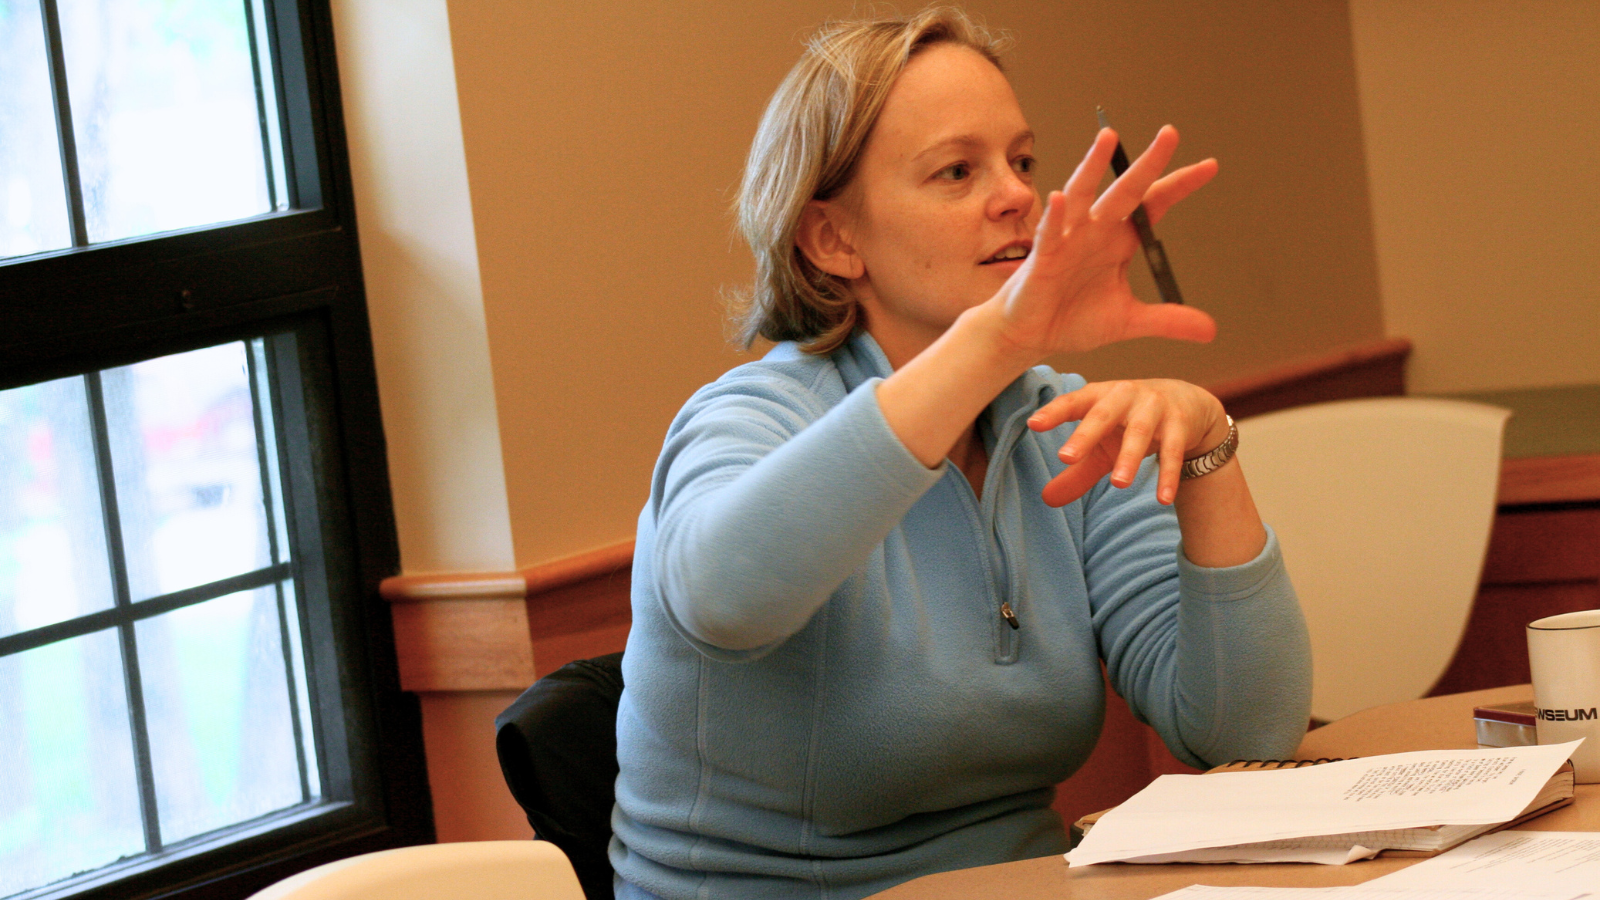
[1180,415,1238,481]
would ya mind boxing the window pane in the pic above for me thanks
[0,628,144,897]
[0,0,73,257]
[280,579,319,794]
[58,0,270,243]
[245,0,288,212]
[137,584,304,844]
[105,342,272,601]
[0,375,115,639]
[250,338,291,563]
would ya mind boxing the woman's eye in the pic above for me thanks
[937,162,971,181]
[1013,155,1036,177]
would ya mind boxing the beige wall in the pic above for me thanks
[446,0,1386,567]
[1349,0,1600,394]
[331,0,516,574]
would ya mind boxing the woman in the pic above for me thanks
[610,8,1311,899]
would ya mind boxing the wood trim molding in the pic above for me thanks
[381,539,637,692]
[1206,337,1413,420]
[387,594,536,692]
[379,538,636,607]
[1206,336,1412,401]
[524,539,634,596]
[521,539,635,681]
[380,571,527,602]
[381,568,535,692]
[1499,453,1600,506]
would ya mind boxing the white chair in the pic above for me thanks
[1235,397,1510,723]
[246,840,586,900]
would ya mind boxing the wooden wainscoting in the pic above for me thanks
[1499,454,1600,507]
[523,541,634,679]
[1429,502,1600,696]
[381,572,536,692]
[381,541,635,692]
[1206,337,1410,418]
[381,547,634,845]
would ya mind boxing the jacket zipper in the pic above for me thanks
[983,409,1034,662]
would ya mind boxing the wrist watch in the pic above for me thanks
[1180,415,1238,481]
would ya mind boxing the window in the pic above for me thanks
[2,339,315,895]
[1,2,430,899]
[1,0,290,257]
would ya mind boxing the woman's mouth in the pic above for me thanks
[981,244,1031,265]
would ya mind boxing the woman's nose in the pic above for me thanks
[988,169,1036,221]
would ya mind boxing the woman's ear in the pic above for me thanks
[795,201,865,280]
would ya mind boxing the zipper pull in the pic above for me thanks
[1000,602,1020,630]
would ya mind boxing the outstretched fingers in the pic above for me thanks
[1111,394,1164,488]
[1035,382,1127,459]
[1143,158,1219,226]
[1029,387,1095,433]
[1091,125,1179,222]
[1030,386,1116,507]
[1155,419,1186,505]
[1062,391,1132,468]
[1062,129,1118,221]
[1041,454,1113,508]
[1030,379,1219,507]
[1032,190,1067,260]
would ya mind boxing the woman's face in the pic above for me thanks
[840,43,1040,358]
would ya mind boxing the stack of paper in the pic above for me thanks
[1367,831,1600,893]
[1067,741,1581,866]
[1151,887,1591,900]
[1146,832,1600,898]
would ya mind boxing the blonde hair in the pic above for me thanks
[733,7,1006,354]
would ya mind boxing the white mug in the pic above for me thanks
[1527,609,1600,782]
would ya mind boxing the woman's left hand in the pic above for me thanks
[1027,379,1229,508]
[980,127,1219,363]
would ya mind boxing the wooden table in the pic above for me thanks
[871,685,1599,898]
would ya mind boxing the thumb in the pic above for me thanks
[1123,303,1217,344]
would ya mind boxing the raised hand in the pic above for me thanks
[872,121,1242,517]
[1027,378,1230,508]
[986,126,1219,359]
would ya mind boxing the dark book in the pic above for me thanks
[1474,701,1537,748]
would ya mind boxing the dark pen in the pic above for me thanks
[1096,107,1184,305]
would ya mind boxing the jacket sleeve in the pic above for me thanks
[649,372,943,653]
[1081,459,1313,768]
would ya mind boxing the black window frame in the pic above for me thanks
[0,2,433,899]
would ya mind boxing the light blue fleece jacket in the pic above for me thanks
[611,332,1311,900]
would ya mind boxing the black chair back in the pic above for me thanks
[495,652,623,900]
